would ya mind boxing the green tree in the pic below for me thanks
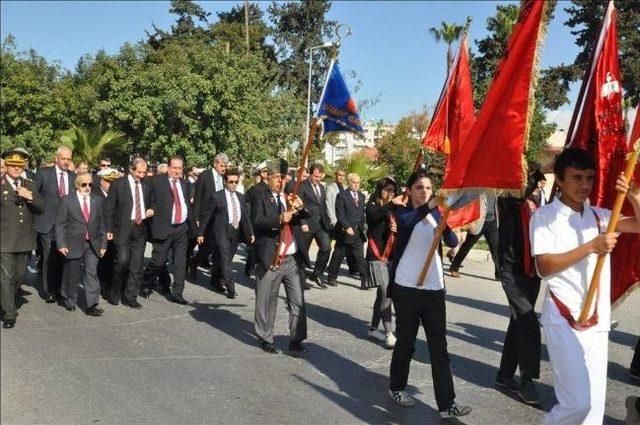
[210,2,275,60]
[428,19,470,71]
[146,0,211,49]
[268,0,337,101]
[335,153,389,193]
[564,0,640,105]
[0,35,72,163]
[59,125,129,166]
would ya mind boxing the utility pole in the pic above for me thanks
[244,0,250,51]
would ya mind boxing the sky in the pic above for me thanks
[1,0,583,127]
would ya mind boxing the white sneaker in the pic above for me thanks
[389,389,415,407]
[368,328,387,342]
[385,332,397,349]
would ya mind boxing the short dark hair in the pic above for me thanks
[100,157,111,163]
[371,177,398,203]
[406,171,430,189]
[554,148,595,180]
[168,156,184,167]
[309,163,324,174]
[224,167,241,180]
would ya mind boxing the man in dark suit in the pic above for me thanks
[250,159,310,355]
[298,163,331,289]
[104,158,152,308]
[193,153,228,271]
[1,149,44,328]
[93,168,120,303]
[34,146,76,303]
[197,167,253,298]
[56,172,107,316]
[242,162,269,278]
[327,172,368,289]
[141,156,193,304]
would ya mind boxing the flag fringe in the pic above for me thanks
[612,279,639,310]
[437,187,523,199]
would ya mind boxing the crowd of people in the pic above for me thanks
[1,145,639,423]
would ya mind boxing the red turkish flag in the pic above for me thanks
[442,0,547,194]
[565,1,638,305]
[422,35,479,229]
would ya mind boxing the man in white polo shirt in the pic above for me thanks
[530,148,640,424]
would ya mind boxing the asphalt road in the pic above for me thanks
[1,247,638,424]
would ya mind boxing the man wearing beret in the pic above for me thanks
[1,149,44,328]
[250,159,310,355]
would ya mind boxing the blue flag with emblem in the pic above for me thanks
[315,60,364,135]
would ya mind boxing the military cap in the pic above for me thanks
[1,149,29,167]
[97,168,120,182]
[265,159,289,176]
[254,160,268,175]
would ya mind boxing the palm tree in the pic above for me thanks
[60,125,129,167]
[428,17,471,71]
[335,152,389,193]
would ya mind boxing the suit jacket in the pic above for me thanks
[250,190,310,272]
[55,192,107,259]
[147,174,194,241]
[298,180,331,232]
[335,189,367,244]
[34,166,76,234]
[199,190,253,245]
[104,175,152,244]
[193,168,224,224]
[0,176,44,253]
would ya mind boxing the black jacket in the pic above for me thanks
[104,175,152,243]
[55,192,107,259]
[199,189,253,245]
[335,189,367,244]
[34,166,76,234]
[193,169,224,224]
[250,190,310,273]
[147,175,194,240]
[298,180,331,232]
[365,201,396,261]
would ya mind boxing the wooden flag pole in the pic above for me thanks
[416,201,451,286]
[578,140,640,323]
[270,118,321,269]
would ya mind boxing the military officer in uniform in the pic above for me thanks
[1,149,44,328]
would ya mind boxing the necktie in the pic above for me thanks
[314,185,321,201]
[230,192,239,229]
[82,196,90,240]
[277,195,285,214]
[172,179,182,224]
[134,180,143,225]
[59,172,66,197]
[352,192,359,207]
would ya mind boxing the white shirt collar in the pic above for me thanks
[55,165,66,175]
[550,196,589,217]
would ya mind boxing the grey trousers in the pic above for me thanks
[63,245,100,309]
[1,252,29,320]
[254,255,307,344]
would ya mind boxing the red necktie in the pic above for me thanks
[82,196,90,240]
[59,172,66,197]
[172,179,182,224]
[134,181,143,225]
[352,192,359,207]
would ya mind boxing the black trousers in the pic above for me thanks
[196,227,214,265]
[450,219,501,278]
[213,227,240,293]
[111,223,147,303]
[327,238,367,285]
[37,229,64,298]
[390,285,455,412]
[143,223,188,296]
[1,252,29,320]
[98,240,115,298]
[632,337,640,373]
[300,227,331,278]
[497,262,541,380]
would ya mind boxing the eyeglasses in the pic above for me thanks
[226,180,239,184]
[80,182,93,187]
[100,163,110,167]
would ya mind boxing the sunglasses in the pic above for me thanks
[79,182,93,187]
[226,180,239,184]
[100,163,110,167]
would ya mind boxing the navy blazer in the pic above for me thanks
[34,166,76,234]
[298,180,331,232]
[335,189,367,244]
[55,192,107,259]
[387,203,458,297]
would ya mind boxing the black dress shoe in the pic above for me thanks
[212,284,226,294]
[226,291,237,299]
[85,305,104,316]
[140,288,152,298]
[107,298,120,306]
[170,294,188,305]
[123,300,142,309]
[302,281,313,290]
[288,341,309,354]
[311,275,328,289]
[326,278,338,287]
[44,295,56,303]
[3,319,16,329]
[65,304,77,312]
[260,340,282,354]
